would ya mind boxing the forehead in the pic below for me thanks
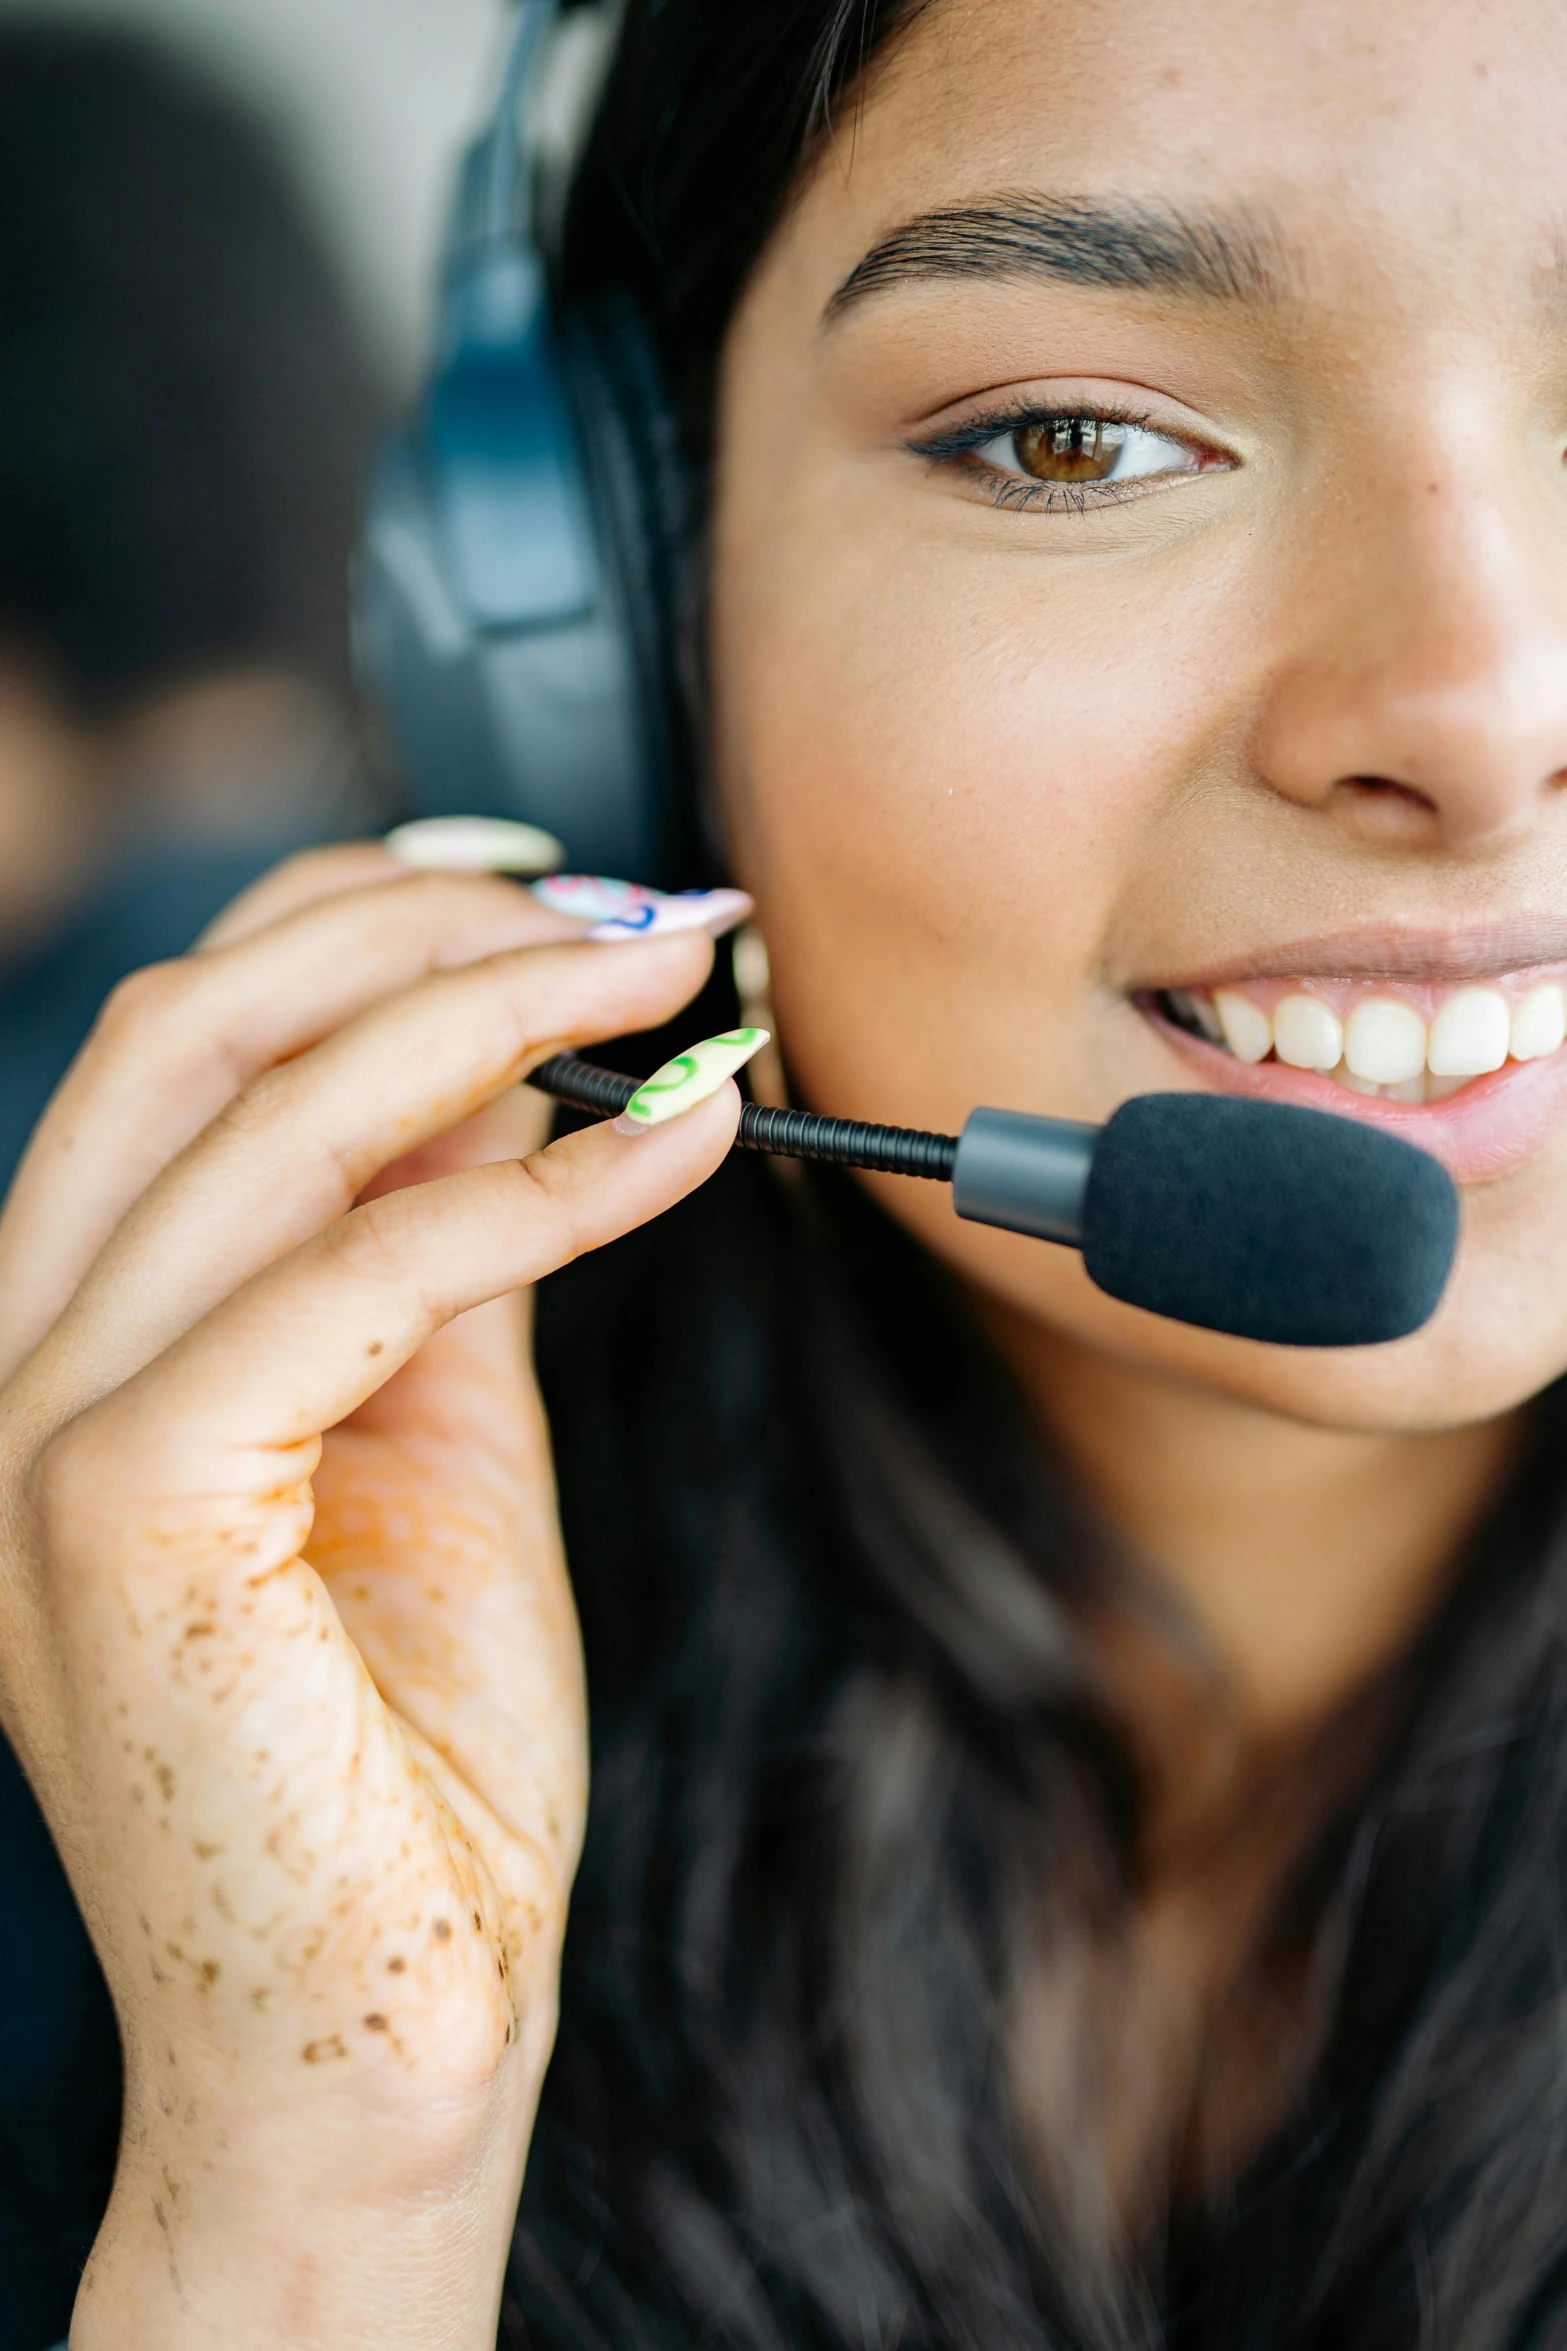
[793,0,1567,315]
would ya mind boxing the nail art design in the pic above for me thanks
[384,815,565,874]
[529,874,752,942]
[589,887,751,942]
[531,874,650,923]
[617,1029,770,1130]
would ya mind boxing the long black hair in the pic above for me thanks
[516,7,1567,2346]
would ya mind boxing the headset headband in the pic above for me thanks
[481,0,553,252]
[355,0,688,882]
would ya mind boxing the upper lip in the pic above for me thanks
[1144,917,1567,993]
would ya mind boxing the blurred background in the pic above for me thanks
[0,0,509,388]
[0,7,510,2341]
[0,0,512,1183]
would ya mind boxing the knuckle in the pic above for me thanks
[92,958,192,1045]
[507,1151,583,1248]
[200,1063,370,1211]
[480,977,542,1073]
[510,1146,576,1210]
[204,1058,288,1143]
[424,949,539,1043]
[323,1188,424,1285]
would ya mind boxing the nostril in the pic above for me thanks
[1338,774,1440,814]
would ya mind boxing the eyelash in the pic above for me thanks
[907,399,1207,513]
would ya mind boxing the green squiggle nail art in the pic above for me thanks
[622,1028,770,1127]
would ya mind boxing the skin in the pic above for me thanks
[713,0,1567,1716]
[3,0,1567,2337]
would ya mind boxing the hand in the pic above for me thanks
[0,848,738,2349]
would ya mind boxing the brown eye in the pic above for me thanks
[949,411,1209,501]
[1013,417,1128,484]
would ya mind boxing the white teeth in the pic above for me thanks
[1183,975,1567,1093]
[1427,986,1510,1077]
[1510,982,1567,1062]
[1344,998,1428,1084]
[1213,989,1273,1063]
[1272,994,1344,1071]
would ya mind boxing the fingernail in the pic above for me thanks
[613,1028,770,1133]
[530,874,653,922]
[384,816,565,874]
[532,877,751,943]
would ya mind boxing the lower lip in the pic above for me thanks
[1141,997,1567,1185]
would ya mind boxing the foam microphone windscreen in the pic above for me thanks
[1081,1094,1459,1347]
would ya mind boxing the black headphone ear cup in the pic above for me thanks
[560,290,711,878]
[356,0,710,884]
[358,283,702,885]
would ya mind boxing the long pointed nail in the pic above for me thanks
[529,875,751,942]
[384,816,565,874]
[614,1029,770,1132]
[589,887,751,942]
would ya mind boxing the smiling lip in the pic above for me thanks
[1138,924,1567,1184]
[1179,918,1567,988]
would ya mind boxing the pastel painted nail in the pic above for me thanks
[614,1028,770,1132]
[581,884,751,942]
[384,815,565,874]
[531,874,753,940]
[531,873,651,923]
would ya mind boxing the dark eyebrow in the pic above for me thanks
[825,195,1294,320]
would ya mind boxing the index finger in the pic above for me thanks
[0,871,585,1372]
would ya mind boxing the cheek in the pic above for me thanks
[712,452,1241,1134]
[880,1148,1567,1438]
[711,455,1567,1430]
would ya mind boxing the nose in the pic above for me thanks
[1252,461,1567,851]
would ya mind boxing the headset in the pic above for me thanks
[354,0,691,882]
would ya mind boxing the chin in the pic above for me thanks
[872,1149,1567,1439]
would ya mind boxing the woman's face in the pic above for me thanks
[711,0,1567,1434]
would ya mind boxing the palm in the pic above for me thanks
[301,1291,586,2061]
